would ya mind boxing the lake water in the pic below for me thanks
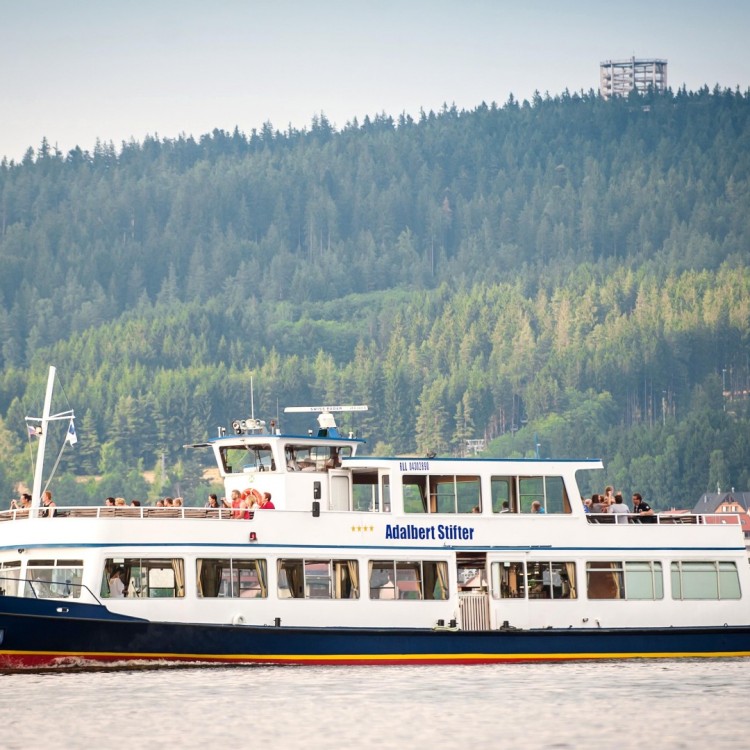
[1,660,748,749]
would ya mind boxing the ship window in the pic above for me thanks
[491,561,576,599]
[368,560,449,600]
[220,444,275,474]
[285,445,351,472]
[670,561,741,600]
[24,559,84,599]
[491,477,515,513]
[277,559,359,599]
[404,475,481,514]
[352,471,387,512]
[586,561,664,600]
[518,476,571,514]
[196,558,267,598]
[491,562,526,598]
[0,560,22,597]
[101,558,185,598]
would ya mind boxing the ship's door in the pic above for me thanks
[456,553,490,631]
[329,471,350,510]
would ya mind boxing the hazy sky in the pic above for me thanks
[2,0,749,162]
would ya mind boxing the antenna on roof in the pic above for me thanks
[250,375,255,421]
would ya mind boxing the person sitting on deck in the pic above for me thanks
[257,492,275,510]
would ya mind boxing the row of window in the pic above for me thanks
[220,444,352,474]
[0,558,740,602]
[401,474,571,514]
[491,560,741,601]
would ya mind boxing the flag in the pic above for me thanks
[66,419,78,446]
[27,424,40,438]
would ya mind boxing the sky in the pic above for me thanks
[2,0,749,162]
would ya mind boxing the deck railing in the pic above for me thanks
[585,512,741,525]
[0,506,237,521]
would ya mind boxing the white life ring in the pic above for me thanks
[232,613,246,626]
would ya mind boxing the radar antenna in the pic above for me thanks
[283,405,368,437]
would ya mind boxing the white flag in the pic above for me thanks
[66,419,78,446]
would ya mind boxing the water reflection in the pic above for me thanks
[1,660,747,749]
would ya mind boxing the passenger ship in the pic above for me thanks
[1,367,750,669]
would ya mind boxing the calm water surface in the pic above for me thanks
[2,660,748,749]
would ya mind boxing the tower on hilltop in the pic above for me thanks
[600,57,667,99]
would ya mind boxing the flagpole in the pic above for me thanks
[30,366,55,510]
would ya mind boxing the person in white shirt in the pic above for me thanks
[109,568,126,597]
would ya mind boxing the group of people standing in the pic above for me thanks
[584,486,656,523]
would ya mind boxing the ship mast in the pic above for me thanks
[30,365,56,510]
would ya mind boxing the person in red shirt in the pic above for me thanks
[258,492,275,510]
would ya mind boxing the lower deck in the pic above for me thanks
[1,539,747,631]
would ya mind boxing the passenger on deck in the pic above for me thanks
[610,493,630,524]
[10,493,31,510]
[115,497,126,506]
[531,501,545,514]
[230,489,243,519]
[104,497,115,506]
[41,490,56,518]
[591,494,608,514]
[603,486,615,507]
[258,492,275,510]
[632,493,656,523]
[582,497,591,513]
[205,494,221,509]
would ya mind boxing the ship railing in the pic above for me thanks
[0,575,103,605]
[586,512,741,525]
[0,506,238,521]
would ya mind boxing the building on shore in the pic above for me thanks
[600,58,667,99]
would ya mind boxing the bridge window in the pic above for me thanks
[221,444,275,474]
[285,445,352,472]
[197,558,267,598]
[368,560,449,600]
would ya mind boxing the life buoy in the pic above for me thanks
[232,613,246,626]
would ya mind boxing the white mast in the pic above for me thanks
[30,365,56,510]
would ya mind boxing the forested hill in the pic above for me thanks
[0,86,748,506]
